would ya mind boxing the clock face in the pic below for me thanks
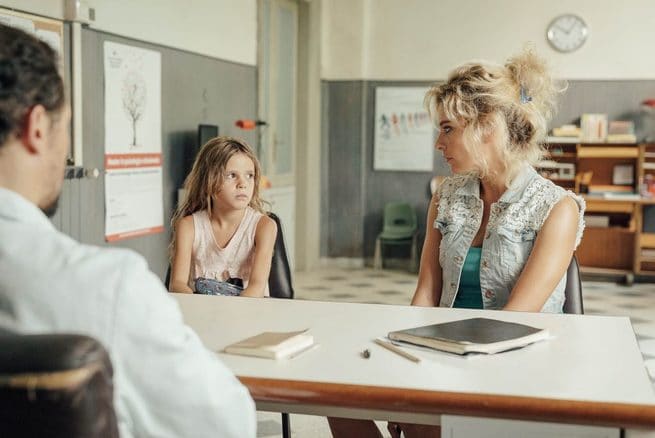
[547,14,588,53]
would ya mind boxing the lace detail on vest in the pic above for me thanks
[433,168,585,312]
[436,172,585,248]
[434,174,480,234]
[488,177,585,248]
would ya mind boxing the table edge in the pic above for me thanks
[239,376,655,428]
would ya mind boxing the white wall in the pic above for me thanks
[320,0,367,79]
[1,0,257,66]
[0,0,64,18]
[91,0,256,66]
[322,0,655,80]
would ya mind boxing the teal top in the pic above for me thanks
[453,247,483,309]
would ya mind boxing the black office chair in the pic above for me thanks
[164,264,172,290]
[267,212,294,438]
[0,331,119,438]
[268,212,295,300]
[563,255,584,314]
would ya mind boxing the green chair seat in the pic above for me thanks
[374,202,418,272]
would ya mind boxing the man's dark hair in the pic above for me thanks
[0,23,65,146]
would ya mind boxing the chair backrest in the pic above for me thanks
[164,264,171,290]
[0,332,119,438]
[267,212,294,300]
[563,255,584,314]
[382,202,417,238]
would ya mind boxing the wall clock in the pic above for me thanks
[547,14,588,53]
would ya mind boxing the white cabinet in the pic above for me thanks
[442,415,620,438]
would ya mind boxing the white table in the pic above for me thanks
[173,294,655,429]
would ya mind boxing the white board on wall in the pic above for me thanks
[373,87,434,172]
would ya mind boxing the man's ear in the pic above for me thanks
[21,105,49,154]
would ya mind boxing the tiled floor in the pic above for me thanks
[256,267,655,438]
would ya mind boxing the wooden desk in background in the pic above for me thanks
[580,196,655,279]
[173,294,655,430]
[544,142,655,279]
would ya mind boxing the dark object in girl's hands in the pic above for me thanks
[195,277,243,296]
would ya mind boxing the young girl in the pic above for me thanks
[329,48,585,438]
[168,136,277,298]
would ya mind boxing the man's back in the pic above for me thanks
[0,188,256,437]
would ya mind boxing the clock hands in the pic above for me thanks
[556,19,579,35]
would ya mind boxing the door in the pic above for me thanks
[258,0,298,268]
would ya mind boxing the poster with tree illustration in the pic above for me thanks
[103,41,163,241]
[104,41,160,152]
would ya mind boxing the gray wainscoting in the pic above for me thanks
[323,79,655,260]
[50,28,257,280]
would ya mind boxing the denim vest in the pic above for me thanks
[435,166,585,313]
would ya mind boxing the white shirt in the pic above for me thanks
[0,188,256,438]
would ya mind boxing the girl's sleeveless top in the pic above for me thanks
[189,207,269,296]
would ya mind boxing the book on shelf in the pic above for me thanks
[612,163,635,185]
[224,329,315,359]
[547,135,579,144]
[536,159,558,168]
[581,113,608,143]
[608,120,635,135]
[551,124,581,137]
[606,133,637,144]
[588,184,634,193]
[641,249,655,259]
[584,215,610,228]
[601,192,641,200]
[586,188,641,200]
[387,317,550,355]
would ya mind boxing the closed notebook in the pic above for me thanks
[388,317,549,355]
[224,329,314,359]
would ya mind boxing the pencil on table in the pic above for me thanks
[374,338,421,363]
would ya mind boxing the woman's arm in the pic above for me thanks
[411,194,443,307]
[504,195,580,312]
[169,216,195,293]
[241,215,277,298]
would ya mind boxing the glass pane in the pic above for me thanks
[259,0,271,173]
[273,5,295,176]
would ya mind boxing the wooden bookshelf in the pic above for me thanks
[545,142,655,280]
[577,146,639,158]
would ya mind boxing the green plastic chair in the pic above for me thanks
[373,202,418,272]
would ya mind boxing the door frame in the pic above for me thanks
[257,0,322,271]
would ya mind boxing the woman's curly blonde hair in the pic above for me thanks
[424,46,567,186]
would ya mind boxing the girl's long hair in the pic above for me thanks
[169,136,264,259]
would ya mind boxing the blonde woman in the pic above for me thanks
[329,48,585,438]
[169,137,277,297]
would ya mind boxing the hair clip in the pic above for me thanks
[520,86,532,104]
